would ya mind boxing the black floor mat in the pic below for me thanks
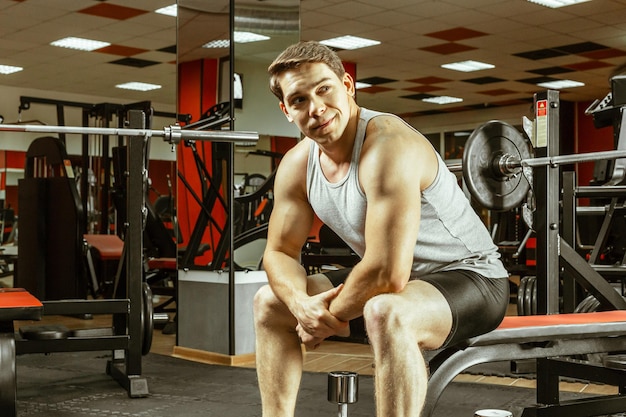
[15,351,593,417]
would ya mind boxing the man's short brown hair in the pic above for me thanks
[268,41,346,102]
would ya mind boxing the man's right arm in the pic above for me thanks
[262,141,315,313]
[262,141,348,341]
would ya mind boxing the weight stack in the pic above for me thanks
[16,137,86,300]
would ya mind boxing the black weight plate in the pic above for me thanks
[463,121,533,211]
[142,282,153,356]
[517,276,528,316]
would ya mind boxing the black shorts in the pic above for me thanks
[323,268,509,348]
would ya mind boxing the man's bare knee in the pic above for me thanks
[254,284,284,324]
[363,294,403,341]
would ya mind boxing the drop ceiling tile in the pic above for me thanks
[78,3,149,20]
[424,27,488,42]
[358,86,393,94]
[419,43,477,55]
[158,45,177,54]
[97,45,149,57]
[463,77,506,85]
[357,76,397,85]
[555,42,608,54]
[401,93,434,100]
[565,60,613,71]
[517,76,557,85]
[109,57,160,68]
[581,48,626,60]
[514,48,568,61]
[528,66,575,75]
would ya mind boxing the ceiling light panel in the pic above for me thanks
[50,37,110,51]
[537,79,585,89]
[234,31,270,43]
[0,65,23,75]
[422,96,464,104]
[320,35,381,50]
[527,0,591,8]
[203,40,230,49]
[155,5,177,16]
[115,82,162,91]
[441,60,495,72]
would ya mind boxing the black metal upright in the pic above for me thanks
[533,90,561,315]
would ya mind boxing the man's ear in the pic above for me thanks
[344,72,356,97]
[279,102,293,122]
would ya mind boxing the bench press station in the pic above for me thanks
[419,90,626,416]
[0,111,258,412]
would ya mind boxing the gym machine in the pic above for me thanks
[0,114,258,397]
[422,90,626,417]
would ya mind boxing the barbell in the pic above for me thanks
[0,123,259,145]
[452,120,626,211]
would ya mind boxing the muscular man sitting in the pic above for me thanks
[253,40,509,417]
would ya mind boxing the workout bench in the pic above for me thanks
[0,288,42,417]
[84,234,124,297]
[424,310,626,417]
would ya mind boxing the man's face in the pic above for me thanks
[277,62,355,146]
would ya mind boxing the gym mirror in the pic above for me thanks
[176,0,299,270]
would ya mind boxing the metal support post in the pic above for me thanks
[533,90,561,315]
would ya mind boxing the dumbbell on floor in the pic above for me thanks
[327,371,358,417]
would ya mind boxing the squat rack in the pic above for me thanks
[0,115,257,396]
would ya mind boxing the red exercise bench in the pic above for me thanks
[424,311,626,417]
[0,289,42,417]
[83,234,124,297]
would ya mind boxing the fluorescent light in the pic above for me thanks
[115,82,162,91]
[320,35,381,50]
[422,96,463,105]
[442,60,495,72]
[203,32,270,47]
[50,37,110,51]
[234,31,270,43]
[356,82,372,89]
[537,79,585,89]
[203,39,230,49]
[0,65,23,75]
[155,4,177,16]
[527,0,591,8]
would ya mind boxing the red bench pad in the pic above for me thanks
[470,310,626,347]
[84,234,124,260]
[0,289,43,321]
[147,257,176,270]
[498,311,626,329]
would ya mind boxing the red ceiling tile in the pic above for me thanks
[79,3,148,20]
[565,60,612,71]
[97,44,149,56]
[425,27,488,41]
[419,43,476,55]
[479,89,517,96]
[358,86,393,94]
[407,76,451,84]
[580,48,626,60]
[404,85,443,93]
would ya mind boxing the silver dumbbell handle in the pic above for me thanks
[328,371,358,417]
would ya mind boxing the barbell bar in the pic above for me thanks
[0,123,259,145]
[449,120,626,211]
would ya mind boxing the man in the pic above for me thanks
[253,40,509,417]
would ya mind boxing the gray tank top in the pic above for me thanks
[306,107,508,278]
